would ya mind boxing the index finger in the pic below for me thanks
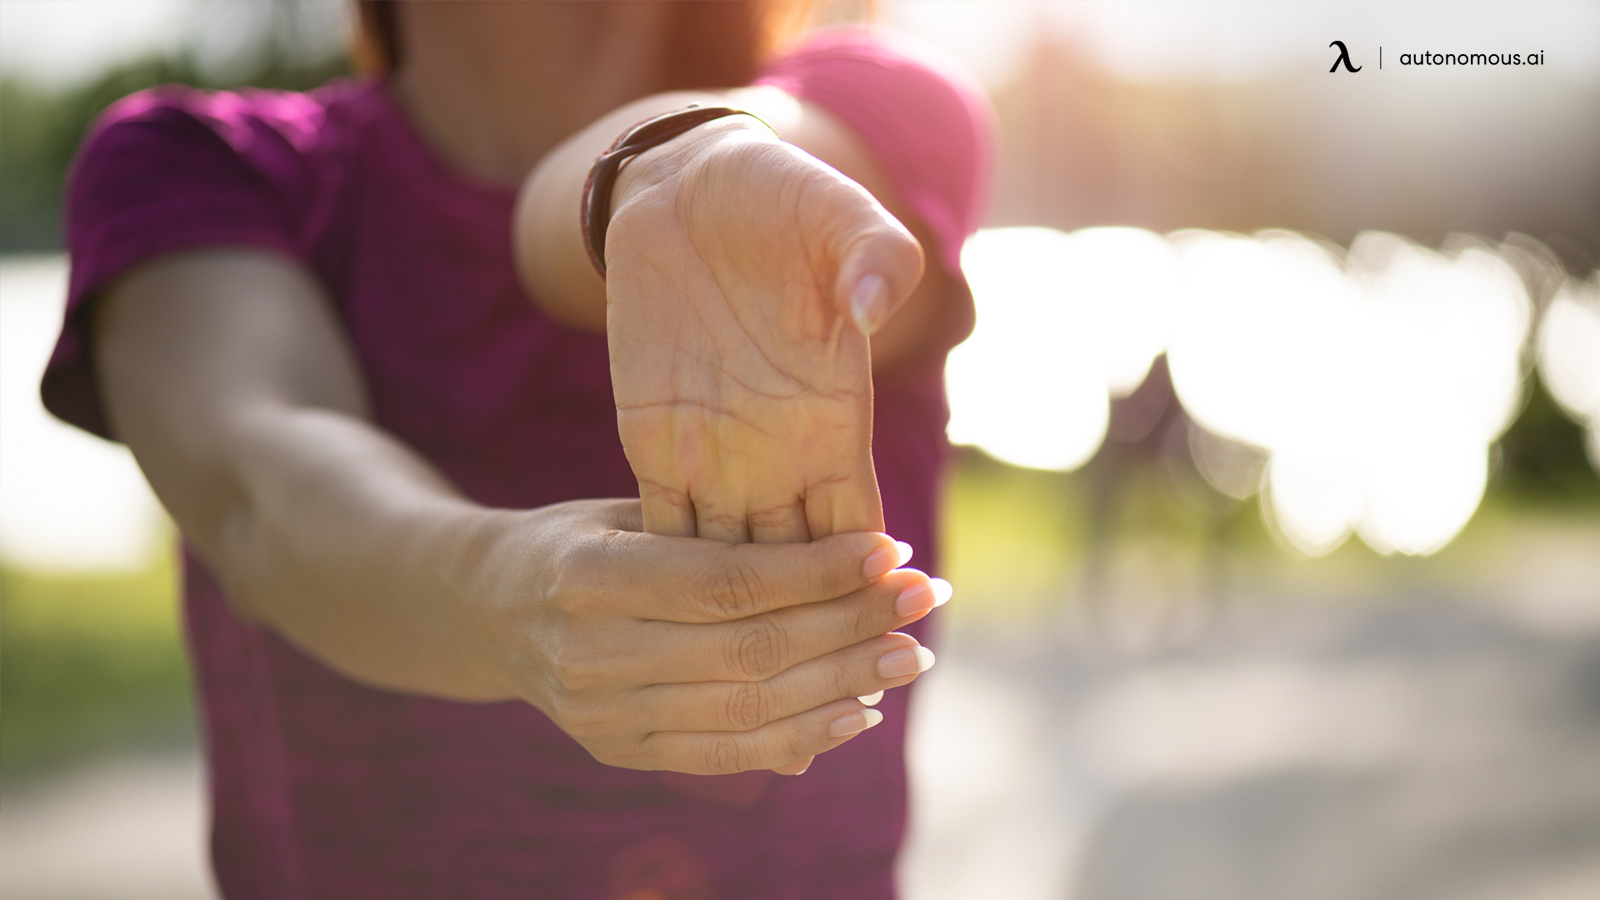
[596,528,913,623]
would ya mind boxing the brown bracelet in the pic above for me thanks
[580,104,773,278]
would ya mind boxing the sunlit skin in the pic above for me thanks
[93,1,956,777]
[605,123,923,542]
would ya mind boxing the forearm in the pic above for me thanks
[217,403,517,702]
[95,249,516,702]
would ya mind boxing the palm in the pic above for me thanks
[605,139,895,543]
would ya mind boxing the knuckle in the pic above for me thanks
[828,658,855,699]
[723,681,769,731]
[849,591,880,635]
[701,735,750,775]
[562,701,620,742]
[548,647,608,697]
[788,726,814,761]
[546,550,603,619]
[704,556,765,619]
[727,620,784,681]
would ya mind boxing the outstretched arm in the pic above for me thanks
[91,247,943,774]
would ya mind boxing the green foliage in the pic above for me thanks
[0,552,191,778]
[1490,375,1600,506]
[941,452,1088,620]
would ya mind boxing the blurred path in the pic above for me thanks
[0,751,213,900]
[901,532,1600,900]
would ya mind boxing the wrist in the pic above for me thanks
[592,110,780,273]
[612,114,777,206]
[429,504,534,701]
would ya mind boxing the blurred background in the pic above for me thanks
[2,1,1597,898]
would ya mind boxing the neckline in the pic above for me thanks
[355,78,520,209]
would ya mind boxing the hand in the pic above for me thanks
[459,499,944,775]
[604,118,925,543]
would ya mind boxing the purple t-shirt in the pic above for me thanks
[44,30,993,900]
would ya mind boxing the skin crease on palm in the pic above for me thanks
[606,126,925,544]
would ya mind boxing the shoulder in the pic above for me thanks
[756,26,995,169]
[82,83,330,162]
[73,80,370,187]
[65,79,379,279]
[47,81,374,441]
[73,79,376,206]
[760,26,992,120]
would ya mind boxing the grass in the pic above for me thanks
[0,545,193,780]
[938,445,1600,633]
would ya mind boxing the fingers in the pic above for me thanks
[745,493,811,544]
[804,459,885,540]
[771,757,814,776]
[636,697,884,775]
[636,631,930,733]
[598,528,912,623]
[694,494,751,544]
[641,568,948,683]
[638,480,697,538]
[833,209,924,337]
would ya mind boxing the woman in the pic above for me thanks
[43,2,993,896]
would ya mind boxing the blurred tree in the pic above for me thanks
[1491,380,1600,506]
[0,0,350,251]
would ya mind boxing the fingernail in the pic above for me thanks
[789,760,811,775]
[850,272,890,335]
[858,690,884,707]
[863,540,914,580]
[930,577,953,608]
[829,707,884,738]
[895,581,934,618]
[878,646,936,679]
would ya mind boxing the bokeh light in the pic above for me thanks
[947,227,1177,472]
[948,226,1544,557]
[0,257,168,571]
[1537,273,1600,472]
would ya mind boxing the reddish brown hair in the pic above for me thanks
[352,0,816,89]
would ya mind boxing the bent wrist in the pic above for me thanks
[609,113,780,219]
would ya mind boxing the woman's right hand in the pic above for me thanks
[604,116,924,546]
[460,498,943,775]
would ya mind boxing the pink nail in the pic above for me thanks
[878,646,935,679]
[895,582,935,618]
[829,708,884,738]
[863,540,914,580]
[850,273,890,335]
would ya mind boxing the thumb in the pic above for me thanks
[833,210,925,337]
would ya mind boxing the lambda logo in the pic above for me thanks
[1329,40,1362,73]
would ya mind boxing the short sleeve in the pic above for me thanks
[754,27,997,280]
[41,85,325,439]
